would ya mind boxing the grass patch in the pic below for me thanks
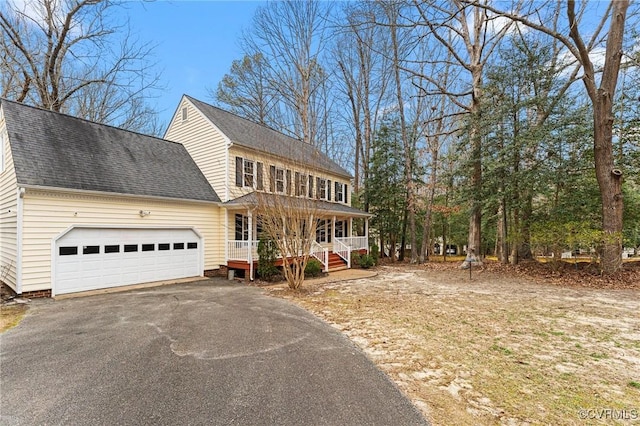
[629,381,640,389]
[589,352,609,360]
[490,344,513,356]
[0,304,27,333]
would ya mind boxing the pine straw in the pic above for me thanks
[270,263,640,425]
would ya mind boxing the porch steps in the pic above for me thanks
[327,252,348,272]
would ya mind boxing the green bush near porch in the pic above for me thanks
[304,259,323,277]
[257,238,281,281]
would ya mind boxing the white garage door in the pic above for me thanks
[54,228,202,295]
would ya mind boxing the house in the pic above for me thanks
[164,96,370,279]
[0,96,369,297]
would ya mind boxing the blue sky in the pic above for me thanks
[118,1,264,129]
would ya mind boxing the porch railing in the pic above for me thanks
[310,241,329,272]
[333,239,351,268]
[228,240,259,261]
[335,236,368,252]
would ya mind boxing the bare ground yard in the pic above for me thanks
[268,263,640,425]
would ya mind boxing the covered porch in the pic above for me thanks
[224,193,371,279]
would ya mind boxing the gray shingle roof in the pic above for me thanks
[184,96,352,179]
[2,99,220,202]
[224,192,371,217]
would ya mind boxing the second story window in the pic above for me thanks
[335,182,344,202]
[244,160,255,187]
[296,173,307,197]
[317,178,327,200]
[236,157,256,188]
[275,168,285,193]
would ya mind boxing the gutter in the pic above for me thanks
[18,184,221,205]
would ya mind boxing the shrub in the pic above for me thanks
[369,244,380,264]
[359,254,375,269]
[351,251,361,267]
[304,259,323,277]
[257,238,281,281]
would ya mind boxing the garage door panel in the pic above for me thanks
[55,228,203,295]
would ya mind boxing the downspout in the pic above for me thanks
[224,141,232,270]
[224,207,229,266]
[247,209,254,281]
[16,187,24,294]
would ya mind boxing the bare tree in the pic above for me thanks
[213,53,279,127]
[254,193,325,290]
[333,2,392,198]
[241,0,333,148]
[410,0,513,266]
[0,0,161,132]
[462,0,632,273]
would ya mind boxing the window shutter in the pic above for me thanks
[295,172,300,196]
[327,180,332,201]
[309,175,314,198]
[344,184,348,204]
[235,157,243,187]
[334,181,339,201]
[316,177,321,199]
[269,165,276,192]
[256,162,264,190]
[286,170,292,195]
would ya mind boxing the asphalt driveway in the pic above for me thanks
[0,279,427,425]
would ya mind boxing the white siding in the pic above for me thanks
[21,190,223,293]
[165,98,229,201]
[0,109,18,291]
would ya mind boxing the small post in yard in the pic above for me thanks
[461,247,476,280]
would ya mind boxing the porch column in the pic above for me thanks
[247,209,254,281]
[349,217,353,237]
[332,215,336,246]
[364,217,369,253]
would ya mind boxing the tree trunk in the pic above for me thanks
[498,202,509,264]
[566,0,628,273]
[594,100,624,273]
[510,205,519,265]
[466,112,483,265]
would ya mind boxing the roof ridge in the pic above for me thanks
[183,95,352,178]
[0,97,180,146]
[184,95,313,147]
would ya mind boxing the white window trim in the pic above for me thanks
[275,167,285,194]
[181,106,188,122]
[243,159,255,188]
[316,219,328,244]
[318,178,327,200]
[298,174,307,198]
[235,214,250,241]
[335,182,344,203]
